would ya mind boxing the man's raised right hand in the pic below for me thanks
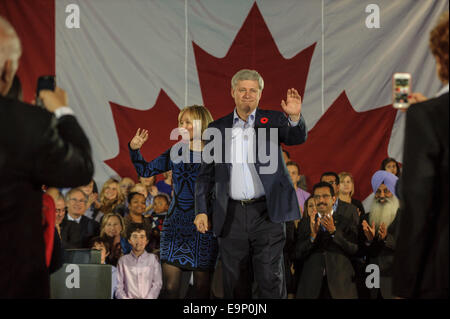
[130,128,149,150]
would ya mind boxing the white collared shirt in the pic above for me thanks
[229,108,265,200]
[229,108,300,200]
[67,214,82,224]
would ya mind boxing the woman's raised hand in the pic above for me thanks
[130,128,149,150]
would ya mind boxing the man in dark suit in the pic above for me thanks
[393,12,449,299]
[194,69,307,298]
[320,171,362,216]
[61,188,100,249]
[0,16,93,298]
[294,182,359,299]
[361,170,399,299]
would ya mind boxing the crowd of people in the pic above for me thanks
[0,10,448,299]
[47,153,403,299]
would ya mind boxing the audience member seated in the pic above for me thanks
[100,213,130,265]
[96,178,125,221]
[118,177,135,215]
[90,236,118,299]
[44,188,66,273]
[150,194,169,228]
[337,171,369,299]
[115,225,163,299]
[294,182,359,299]
[361,171,399,299]
[139,175,157,199]
[119,177,135,198]
[123,192,154,253]
[60,188,100,249]
[130,183,155,214]
[79,180,100,221]
[283,149,308,191]
[291,196,316,296]
[321,172,359,220]
[156,171,173,197]
[54,193,66,239]
[380,157,401,177]
[287,161,310,218]
[149,193,170,256]
[338,172,365,217]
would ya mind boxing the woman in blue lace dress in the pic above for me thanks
[128,105,218,298]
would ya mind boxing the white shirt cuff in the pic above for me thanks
[288,118,299,126]
[54,106,75,119]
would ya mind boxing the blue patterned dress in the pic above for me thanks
[129,145,218,270]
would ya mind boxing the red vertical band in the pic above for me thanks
[0,0,55,103]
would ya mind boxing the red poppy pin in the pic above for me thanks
[260,117,268,124]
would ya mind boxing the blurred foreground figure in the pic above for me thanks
[393,12,448,299]
[0,16,93,298]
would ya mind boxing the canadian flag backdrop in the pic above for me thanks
[1,0,448,210]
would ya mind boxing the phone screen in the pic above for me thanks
[392,74,411,108]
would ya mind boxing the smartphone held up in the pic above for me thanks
[35,75,56,108]
[392,73,411,109]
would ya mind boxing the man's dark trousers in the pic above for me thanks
[219,199,286,299]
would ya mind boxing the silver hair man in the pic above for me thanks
[231,69,264,91]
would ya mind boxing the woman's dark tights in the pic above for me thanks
[162,263,213,299]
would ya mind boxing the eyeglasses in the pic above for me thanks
[313,194,332,200]
[55,208,66,213]
[324,181,337,185]
[68,198,87,204]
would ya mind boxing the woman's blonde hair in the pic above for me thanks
[100,213,126,238]
[338,172,355,197]
[178,105,213,137]
[99,178,123,213]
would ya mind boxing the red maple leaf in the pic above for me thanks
[106,2,398,203]
[193,3,316,120]
[193,2,397,202]
[104,90,180,181]
[283,92,397,201]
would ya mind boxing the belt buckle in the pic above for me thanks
[240,199,251,206]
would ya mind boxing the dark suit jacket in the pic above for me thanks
[359,212,399,299]
[61,215,100,249]
[393,92,449,299]
[0,96,93,298]
[294,201,359,299]
[195,109,307,237]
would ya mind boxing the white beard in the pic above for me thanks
[369,196,399,229]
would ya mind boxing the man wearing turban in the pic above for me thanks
[361,170,400,299]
